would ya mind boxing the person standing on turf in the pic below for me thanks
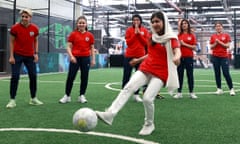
[122,14,149,102]
[6,8,43,108]
[210,21,235,96]
[174,19,198,99]
[96,11,181,135]
[59,16,96,104]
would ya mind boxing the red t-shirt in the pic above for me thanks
[210,33,231,58]
[10,23,39,56]
[125,26,149,58]
[68,30,95,57]
[178,33,197,58]
[139,38,180,83]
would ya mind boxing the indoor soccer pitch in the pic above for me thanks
[0,68,240,144]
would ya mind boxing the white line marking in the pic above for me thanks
[0,128,159,144]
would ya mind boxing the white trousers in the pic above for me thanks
[108,70,164,125]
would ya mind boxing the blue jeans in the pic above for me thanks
[10,53,37,99]
[65,56,90,96]
[212,56,233,89]
[177,57,194,93]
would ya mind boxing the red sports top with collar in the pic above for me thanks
[68,30,95,57]
[210,33,231,58]
[178,33,197,58]
[125,26,149,58]
[139,38,179,84]
[10,23,39,56]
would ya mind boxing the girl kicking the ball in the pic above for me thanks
[96,11,181,135]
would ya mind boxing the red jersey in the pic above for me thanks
[125,26,149,58]
[68,30,94,57]
[139,38,179,83]
[210,33,231,58]
[178,33,196,58]
[10,23,39,56]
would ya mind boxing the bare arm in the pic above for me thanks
[173,48,181,66]
[9,35,15,64]
[129,54,148,66]
[180,40,197,50]
[90,44,96,67]
[66,42,77,63]
[33,36,39,62]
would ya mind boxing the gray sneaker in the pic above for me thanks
[78,95,87,103]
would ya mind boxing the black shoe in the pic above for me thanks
[156,94,165,99]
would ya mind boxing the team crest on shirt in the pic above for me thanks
[221,36,226,41]
[85,37,90,41]
[140,31,144,35]
[29,31,34,37]
[187,36,192,41]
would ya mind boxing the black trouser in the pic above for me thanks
[65,56,90,96]
[122,57,140,95]
[10,53,37,99]
[177,57,194,93]
[211,56,233,89]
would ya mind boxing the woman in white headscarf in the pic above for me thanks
[96,11,181,135]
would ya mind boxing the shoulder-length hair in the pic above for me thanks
[179,19,191,34]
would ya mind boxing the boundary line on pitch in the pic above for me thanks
[0,128,159,144]
[105,81,240,95]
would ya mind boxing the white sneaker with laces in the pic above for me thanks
[133,94,142,102]
[230,88,235,96]
[95,111,114,125]
[78,95,87,103]
[215,88,223,95]
[59,95,71,103]
[139,123,155,135]
[190,93,198,99]
[173,93,183,99]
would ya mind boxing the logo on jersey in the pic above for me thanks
[187,36,192,41]
[30,31,34,37]
[221,36,226,41]
[85,37,90,41]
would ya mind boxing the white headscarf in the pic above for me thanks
[151,11,179,95]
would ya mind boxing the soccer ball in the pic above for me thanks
[72,107,98,132]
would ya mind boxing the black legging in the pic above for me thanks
[65,56,90,96]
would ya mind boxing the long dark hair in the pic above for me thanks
[179,19,191,34]
[150,11,165,45]
[75,16,88,31]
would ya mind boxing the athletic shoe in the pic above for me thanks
[173,93,183,99]
[230,88,236,96]
[78,95,87,103]
[59,95,71,103]
[29,97,44,105]
[190,93,198,99]
[156,94,165,99]
[96,111,114,125]
[133,94,142,102]
[215,88,223,95]
[139,123,155,135]
[6,99,16,108]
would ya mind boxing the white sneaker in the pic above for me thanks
[59,95,71,103]
[230,88,235,96]
[6,99,16,108]
[190,93,198,99]
[78,95,87,103]
[96,111,114,125]
[139,123,155,135]
[133,94,142,102]
[215,88,223,95]
[173,93,183,99]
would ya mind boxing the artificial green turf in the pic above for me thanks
[0,68,240,144]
